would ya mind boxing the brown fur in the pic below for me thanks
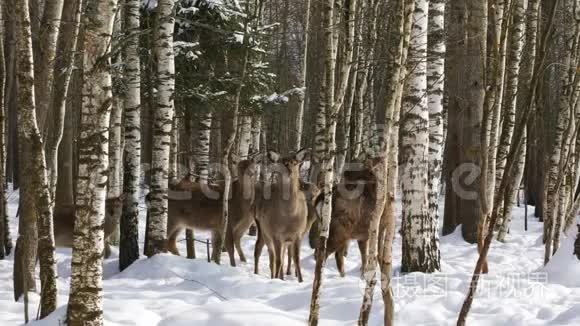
[165,159,260,265]
[253,149,310,282]
[53,196,124,258]
[310,158,383,277]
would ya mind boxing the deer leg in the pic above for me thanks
[335,247,346,277]
[225,226,236,267]
[167,228,181,256]
[104,241,112,259]
[286,249,292,275]
[274,240,284,280]
[234,226,247,263]
[254,223,265,275]
[292,240,303,282]
[358,240,368,276]
[268,245,276,279]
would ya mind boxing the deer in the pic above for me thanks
[225,157,260,266]
[163,157,260,265]
[309,157,386,277]
[253,149,310,282]
[283,181,320,276]
[53,195,125,258]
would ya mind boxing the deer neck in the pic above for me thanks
[284,172,301,202]
[236,174,256,200]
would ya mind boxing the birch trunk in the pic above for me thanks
[309,0,357,324]
[494,0,526,224]
[45,0,82,201]
[66,0,117,323]
[427,0,445,238]
[400,0,440,273]
[120,0,141,271]
[359,0,411,321]
[195,112,212,182]
[0,0,11,259]
[108,99,124,197]
[238,115,252,159]
[486,0,509,204]
[14,0,58,316]
[34,0,64,131]
[169,116,179,182]
[251,115,261,155]
[146,0,176,256]
[293,0,311,152]
[498,130,527,241]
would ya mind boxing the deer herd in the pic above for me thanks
[52,149,392,283]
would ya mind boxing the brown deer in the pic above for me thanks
[164,158,260,265]
[284,181,320,276]
[253,149,309,282]
[164,181,224,258]
[309,158,385,277]
[53,195,125,258]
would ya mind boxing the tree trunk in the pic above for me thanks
[494,0,526,227]
[427,0,445,254]
[66,0,117,323]
[14,0,58,316]
[46,0,82,204]
[443,0,484,243]
[108,100,124,197]
[120,0,141,271]
[309,0,357,324]
[0,0,11,259]
[34,0,64,132]
[238,115,252,159]
[146,0,176,257]
[401,0,440,273]
[293,0,311,152]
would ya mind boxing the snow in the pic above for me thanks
[1,190,580,325]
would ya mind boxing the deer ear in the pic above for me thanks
[118,193,126,202]
[268,150,281,163]
[295,148,311,162]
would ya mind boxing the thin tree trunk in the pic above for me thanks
[120,0,141,271]
[108,99,124,197]
[238,115,252,159]
[293,0,311,152]
[401,0,440,273]
[0,0,11,259]
[45,0,82,203]
[34,0,64,132]
[494,0,526,227]
[146,0,176,257]
[359,0,410,321]
[66,0,117,323]
[310,0,357,324]
[14,0,58,316]
[427,0,445,255]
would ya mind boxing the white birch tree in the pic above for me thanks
[120,0,142,271]
[146,0,176,256]
[66,0,118,324]
[400,0,440,273]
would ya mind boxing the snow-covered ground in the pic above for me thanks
[1,190,580,325]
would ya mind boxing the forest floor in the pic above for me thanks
[1,189,580,325]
